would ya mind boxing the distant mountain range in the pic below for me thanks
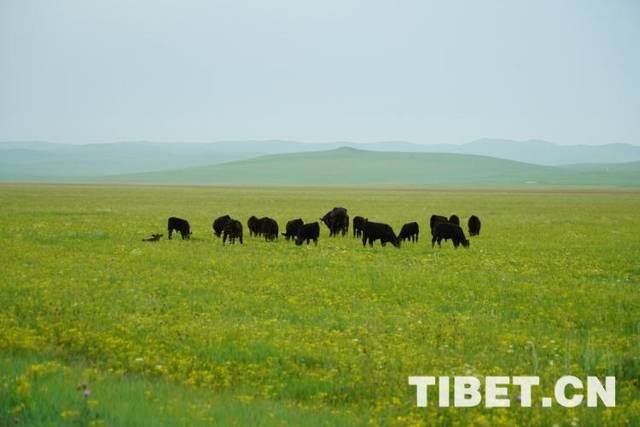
[1,139,639,186]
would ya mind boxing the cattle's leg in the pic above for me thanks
[313,238,317,246]
[168,228,173,240]
[431,236,436,248]
[362,235,367,247]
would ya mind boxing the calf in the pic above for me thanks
[295,222,320,246]
[398,222,419,243]
[362,221,400,248]
[222,219,243,245]
[353,216,367,238]
[259,217,279,241]
[212,215,231,237]
[282,218,304,241]
[431,222,469,248]
[468,215,481,236]
[168,217,191,240]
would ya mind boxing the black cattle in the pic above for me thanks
[468,215,481,236]
[247,216,261,237]
[282,218,304,241]
[362,221,400,248]
[168,217,191,240]
[321,207,348,237]
[212,215,231,238]
[449,214,460,226]
[295,222,320,246]
[398,222,419,243]
[430,215,449,232]
[222,219,243,245]
[353,216,367,238]
[431,222,469,248]
[259,217,279,241]
[142,233,163,242]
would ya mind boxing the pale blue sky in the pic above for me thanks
[1,0,638,145]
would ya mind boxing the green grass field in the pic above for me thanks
[1,184,639,426]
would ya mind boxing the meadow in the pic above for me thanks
[0,184,639,426]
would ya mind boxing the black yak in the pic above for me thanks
[362,221,400,248]
[430,214,449,232]
[259,217,279,241]
[212,215,231,238]
[353,216,367,238]
[168,217,191,240]
[295,222,320,246]
[222,219,243,245]
[247,216,261,237]
[321,207,348,237]
[468,215,481,236]
[398,222,419,243]
[432,222,469,248]
[282,218,304,241]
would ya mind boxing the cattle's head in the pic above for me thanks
[462,239,470,248]
[320,213,332,228]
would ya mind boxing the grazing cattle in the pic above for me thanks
[468,215,481,236]
[282,218,304,241]
[431,222,469,248]
[222,219,243,245]
[353,216,367,238]
[362,221,400,248]
[247,216,261,237]
[167,217,191,240]
[321,207,348,237]
[398,222,419,243]
[430,214,449,232]
[212,215,231,238]
[142,233,163,242]
[448,214,460,226]
[259,217,279,241]
[295,222,320,246]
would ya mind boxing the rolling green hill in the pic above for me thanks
[98,147,640,187]
[2,139,640,181]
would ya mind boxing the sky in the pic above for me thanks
[1,0,638,145]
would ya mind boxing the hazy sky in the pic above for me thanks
[1,0,638,145]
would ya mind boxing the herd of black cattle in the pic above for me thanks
[152,207,481,248]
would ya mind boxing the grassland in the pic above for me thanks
[1,184,639,426]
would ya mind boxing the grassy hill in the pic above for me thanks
[99,147,640,187]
